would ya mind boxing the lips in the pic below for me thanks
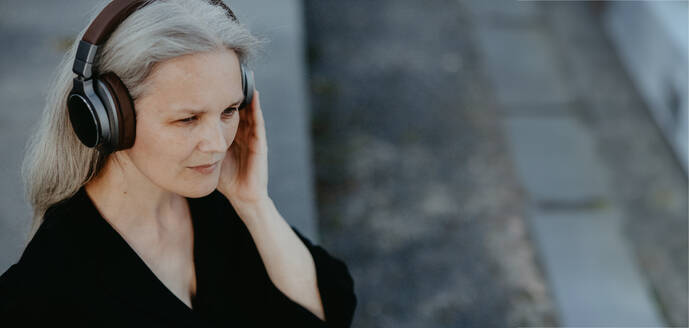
[189,161,219,174]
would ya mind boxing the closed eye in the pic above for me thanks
[178,115,197,124]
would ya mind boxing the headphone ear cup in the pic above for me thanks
[240,64,254,109]
[67,89,103,148]
[99,72,136,150]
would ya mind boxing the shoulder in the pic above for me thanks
[2,190,95,289]
[0,188,114,320]
[0,193,89,319]
[20,192,89,268]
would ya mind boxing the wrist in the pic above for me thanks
[218,185,269,206]
[228,194,274,222]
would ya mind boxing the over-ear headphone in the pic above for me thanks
[67,0,254,152]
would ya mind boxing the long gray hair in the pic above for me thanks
[22,0,262,236]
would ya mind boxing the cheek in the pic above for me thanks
[227,117,240,143]
[128,120,194,172]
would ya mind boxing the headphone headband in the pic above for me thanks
[74,0,238,78]
[84,0,147,45]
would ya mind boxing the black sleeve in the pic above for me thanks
[0,255,74,325]
[291,227,357,328]
[204,191,357,327]
[0,264,23,316]
[0,214,83,326]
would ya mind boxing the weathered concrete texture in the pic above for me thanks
[306,0,686,327]
[476,0,684,326]
[503,117,611,203]
[529,208,664,326]
[604,2,689,173]
[503,116,664,326]
[462,0,541,26]
[544,3,688,326]
[305,0,557,327]
[473,27,574,109]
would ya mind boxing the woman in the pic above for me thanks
[0,0,356,326]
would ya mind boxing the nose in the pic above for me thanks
[197,119,229,154]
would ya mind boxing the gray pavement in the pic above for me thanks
[306,0,686,327]
[0,0,317,272]
[470,1,686,326]
[503,117,610,203]
[504,116,662,326]
[306,1,557,326]
[545,3,688,325]
[528,208,662,326]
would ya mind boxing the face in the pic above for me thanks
[125,48,243,197]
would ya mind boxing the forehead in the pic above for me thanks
[138,49,243,114]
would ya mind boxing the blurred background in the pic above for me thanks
[1,0,687,327]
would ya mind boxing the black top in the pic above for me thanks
[0,188,356,327]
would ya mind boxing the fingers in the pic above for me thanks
[252,90,268,151]
[252,90,265,128]
[237,88,267,152]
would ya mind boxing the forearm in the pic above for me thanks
[229,196,325,321]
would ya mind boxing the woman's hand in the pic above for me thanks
[216,89,326,320]
[217,89,269,205]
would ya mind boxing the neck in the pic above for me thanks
[85,153,188,237]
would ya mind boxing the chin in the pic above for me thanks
[176,178,219,198]
[181,188,216,198]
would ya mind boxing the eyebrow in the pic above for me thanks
[175,98,244,114]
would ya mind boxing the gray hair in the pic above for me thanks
[22,0,263,236]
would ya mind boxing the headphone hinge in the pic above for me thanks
[73,40,99,79]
